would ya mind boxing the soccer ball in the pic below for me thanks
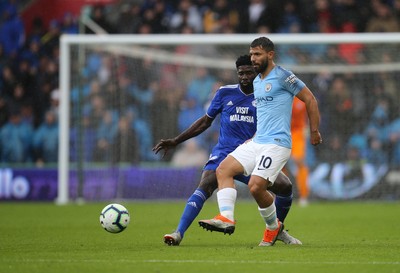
[100,203,130,233]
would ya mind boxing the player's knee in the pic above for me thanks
[216,165,229,180]
[274,173,293,196]
[248,180,264,196]
[198,181,217,197]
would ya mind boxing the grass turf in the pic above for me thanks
[0,200,399,273]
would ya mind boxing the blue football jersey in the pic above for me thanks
[204,84,256,176]
[253,65,305,148]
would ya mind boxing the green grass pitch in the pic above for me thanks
[1,200,399,273]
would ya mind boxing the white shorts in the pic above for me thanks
[230,140,291,185]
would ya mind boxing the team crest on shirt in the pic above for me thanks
[252,100,257,107]
[265,83,272,92]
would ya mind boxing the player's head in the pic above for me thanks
[235,55,256,93]
[249,37,275,73]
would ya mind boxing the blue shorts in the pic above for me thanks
[203,150,250,185]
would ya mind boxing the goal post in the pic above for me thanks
[57,33,400,204]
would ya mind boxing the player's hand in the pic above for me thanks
[310,130,322,146]
[152,139,178,157]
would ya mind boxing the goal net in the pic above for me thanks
[57,33,400,204]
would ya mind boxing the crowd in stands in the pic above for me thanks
[0,0,400,169]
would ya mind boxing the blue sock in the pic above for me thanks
[177,189,208,238]
[274,194,293,223]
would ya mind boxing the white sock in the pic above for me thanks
[217,188,237,221]
[258,204,279,230]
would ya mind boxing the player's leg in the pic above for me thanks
[198,155,245,234]
[292,130,309,206]
[268,172,302,244]
[248,175,284,246]
[164,170,217,246]
[269,172,293,223]
[251,144,290,246]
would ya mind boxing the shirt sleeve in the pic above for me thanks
[206,88,223,119]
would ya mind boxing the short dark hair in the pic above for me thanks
[250,37,274,51]
[235,54,252,68]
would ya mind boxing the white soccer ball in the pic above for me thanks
[100,203,130,233]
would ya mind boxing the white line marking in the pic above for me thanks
[5,259,399,266]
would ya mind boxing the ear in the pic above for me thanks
[268,51,275,60]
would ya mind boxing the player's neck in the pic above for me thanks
[241,86,253,95]
[260,63,276,79]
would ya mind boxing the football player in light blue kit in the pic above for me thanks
[199,37,322,246]
[153,55,301,246]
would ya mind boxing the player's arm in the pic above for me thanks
[296,87,322,146]
[152,115,214,157]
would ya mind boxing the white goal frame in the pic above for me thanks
[57,33,400,204]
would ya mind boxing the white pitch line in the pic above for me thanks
[5,259,400,266]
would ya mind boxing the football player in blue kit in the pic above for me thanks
[153,55,301,246]
[199,37,322,247]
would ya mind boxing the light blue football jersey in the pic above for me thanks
[204,84,256,177]
[253,65,305,148]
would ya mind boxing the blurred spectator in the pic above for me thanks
[60,12,79,34]
[69,115,96,162]
[203,0,239,33]
[6,83,33,120]
[32,110,58,165]
[0,2,25,58]
[277,1,302,33]
[254,0,284,33]
[246,0,267,32]
[365,1,400,32]
[93,109,118,162]
[49,88,60,115]
[140,0,170,33]
[311,0,336,33]
[337,22,364,64]
[327,76,355,140]
[116,3,142,33]
[0,96,9,127]
[85,5,117,34]
[178,96,204,131]
[330,143,375,198]
[26,17,46,44]
[365,97,390,141]
[0,109,33,163]
[111,115,139,164]
[171,139,208,168]
[85,94,107,130]
[41,19,61,57]
[1,65,17,98]
[169,0,203,33]
[386,117,400,167]
[186,67,216,107]
[126,108,158,161]
[331,0,367,32]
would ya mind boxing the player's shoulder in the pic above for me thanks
[218,84,240,91]
[274,65,294,78]
[216,84,240,94]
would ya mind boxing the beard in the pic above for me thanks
[254,61,268,73]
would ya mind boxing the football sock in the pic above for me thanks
[217,187,237,221]
[177,189,208,238]
[274,193,293,223]
[258,203,279,230]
